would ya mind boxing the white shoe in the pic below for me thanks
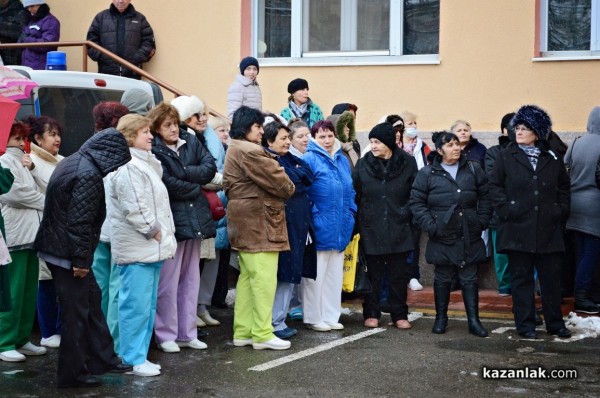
[233,338,253,347]
[40,334,61,348]
[252,337,291,350]
[17,342,46,356]
[158,341,180,353]
[0,350,26,362]
[176,339,207,350]
[325,322,344,330]
[132,362,161,377]
[198,311,221,326]
[145,360,161,370]
[196,316,206,327]
[306,322,332,332]
[408,278,423,291]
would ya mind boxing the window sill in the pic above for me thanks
[533,53,600,62]
[257,55,440,67]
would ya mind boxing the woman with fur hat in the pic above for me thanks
[489,105,571,339]
[19,0,60,70]
[226,56,262,120]
[410,132,491,338]
[280,78,324,129]
[354,123,418,329]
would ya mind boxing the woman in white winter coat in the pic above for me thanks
[107,114,177,377]
[226,56,262,120]
[0,121,47,362]
[27,116,64,349]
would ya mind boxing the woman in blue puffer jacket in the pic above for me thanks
[301,120,356,332]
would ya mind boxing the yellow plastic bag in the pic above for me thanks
[342,234,360,293]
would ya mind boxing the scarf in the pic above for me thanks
[289,100,308,118]
[519,144,541,170]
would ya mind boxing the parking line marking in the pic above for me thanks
[248,328,386,372]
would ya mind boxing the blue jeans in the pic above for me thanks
[574,231,600,292]
[37,279,61,338]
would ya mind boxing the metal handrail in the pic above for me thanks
[0,40,185,97]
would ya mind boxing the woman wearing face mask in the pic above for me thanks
[27,116,64,349]
[450,120,487,168]
[410,132,491,338]
[261,121,316,340]
[227,56,262,120]
[280,78,324,129]
[400,111,431,170]
[301,120,356,332]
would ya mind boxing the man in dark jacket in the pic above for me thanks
[0,0,27,65]
[86,0,155,79]
[34,129,132,388]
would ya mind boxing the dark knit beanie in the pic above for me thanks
[511,105,552,141]
[239,56,259,75]
[287,78,309,94]
[368,122,396,152]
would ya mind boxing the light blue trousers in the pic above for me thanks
[91,241,120,353]
[272,281,294,331]
[118,261,163,366]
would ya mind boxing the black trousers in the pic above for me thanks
[507,252,566,334]
[49,264,118,386]
[363,253,409,322]
[407,224,422,280]
[434,263,477,285]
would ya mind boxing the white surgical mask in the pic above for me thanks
[405,127,418,138]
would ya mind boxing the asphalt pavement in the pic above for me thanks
[1,306,599,398]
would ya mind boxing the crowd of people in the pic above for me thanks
[0,1,599,389]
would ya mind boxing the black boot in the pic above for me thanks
[462,283,488,337]
[574,291,600,314]
[432,281,450,334]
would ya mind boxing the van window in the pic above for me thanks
[36,87,124,156]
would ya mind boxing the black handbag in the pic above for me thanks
[353,246,372,295]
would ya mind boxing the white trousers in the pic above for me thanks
[198,250,220,310]
[301,250,344,325]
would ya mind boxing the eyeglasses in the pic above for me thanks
[193,113,208,120]
[514,125,532,132]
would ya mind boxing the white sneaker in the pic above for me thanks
[196,316,206,328]
[144,360,161,370]
[40,334,61,348]
[0,350,26,362]
[158,341,180,353]
[408,278,423,291]
[233,338,253,347]
[198,311,221,326]
[325,322,344,330]
[132,362,161,377]
[252,337,291,350]
[306,322,332,332]
[17,342,47,356]
[176,339,207,350]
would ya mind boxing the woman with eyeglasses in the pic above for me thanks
[489,105,571,340]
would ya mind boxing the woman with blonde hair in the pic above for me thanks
[107,114,176,376]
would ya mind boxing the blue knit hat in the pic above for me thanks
[239,57,259,75]
[511,105,552,140]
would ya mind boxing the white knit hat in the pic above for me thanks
[170,96,204,122]
[22,0,45,7]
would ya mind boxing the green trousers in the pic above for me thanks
[233,251,278,343]
[91,241,120,353]
[0,249,39,352]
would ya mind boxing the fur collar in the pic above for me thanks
[335,111,355,143]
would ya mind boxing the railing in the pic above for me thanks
[0,40,185,97]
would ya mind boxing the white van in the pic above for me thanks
[11,67,163,156]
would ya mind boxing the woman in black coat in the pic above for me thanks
[262,120,317,340]
[410,132,491,337]
[353,123,417,329]
[488,105,571,339]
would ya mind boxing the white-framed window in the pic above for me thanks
[539,0,600,59]
[253,0,439,66]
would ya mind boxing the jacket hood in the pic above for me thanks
[335,111,356,143]
[586,106,600,135]
[306,137,342,159]
[236,74,259,87]
[81,128,131,176]
[120,88,154,116]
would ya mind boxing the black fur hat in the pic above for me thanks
[511,105,552,140]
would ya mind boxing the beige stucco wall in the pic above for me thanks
[51,0,598,133]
